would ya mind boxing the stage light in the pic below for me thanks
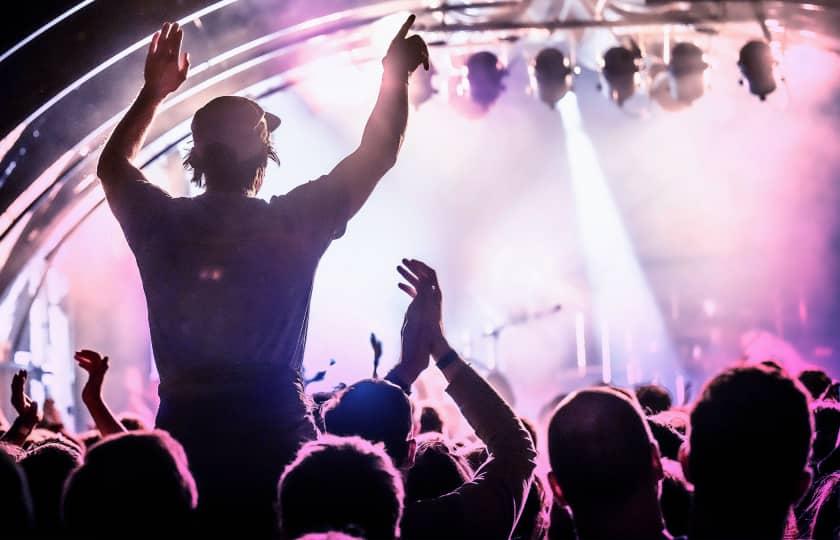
[669,42,708,104]
[599,46,639,106]
[531,47,573,108]
[738,40,776,101]
[465,51,508,109]
[651,42,709,110]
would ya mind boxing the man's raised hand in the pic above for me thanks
[144,22,190,99]
[383,15,430,81]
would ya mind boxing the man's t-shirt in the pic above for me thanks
[104,173,348,403]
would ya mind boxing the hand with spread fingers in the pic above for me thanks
[144,21,190,99]
[383,14,430,82]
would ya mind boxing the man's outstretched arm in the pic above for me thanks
[328,15,429,222]
[98,22,189,195]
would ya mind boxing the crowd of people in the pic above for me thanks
[2,258,840,540]
[1,15,839,540]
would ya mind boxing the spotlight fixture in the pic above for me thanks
[738,40,776,101]
[651,42,709,110]
[465,51,508,109]
[531,47,573,108]
[599,46,640,106]
[669,42,708,105]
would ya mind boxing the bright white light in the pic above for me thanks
[559,94,675,386]
[601,316,611,384]
[575,311,587,376]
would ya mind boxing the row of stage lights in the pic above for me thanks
[409,39,778,113]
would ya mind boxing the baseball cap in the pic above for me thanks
[191,96,281,162]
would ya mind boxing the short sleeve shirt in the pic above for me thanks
[104,173,349,399]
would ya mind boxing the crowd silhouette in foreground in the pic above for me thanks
[2,15,840,540]
[3,257,840,540]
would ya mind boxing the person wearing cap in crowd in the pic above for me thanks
[96,18,429,535]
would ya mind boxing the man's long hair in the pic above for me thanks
[183,140,279,194]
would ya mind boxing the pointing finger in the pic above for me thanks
[395,14,416,41]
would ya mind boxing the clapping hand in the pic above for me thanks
[398,258,449,364]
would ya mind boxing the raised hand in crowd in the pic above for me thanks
[143,22,190,100]
[382,14,430,81]
[386,258,445,390]
[1,370,39,446]
[74,350,126,437]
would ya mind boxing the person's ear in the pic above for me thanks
[678,442,693,484]
[404,438,417,470]
[548,471,567,506]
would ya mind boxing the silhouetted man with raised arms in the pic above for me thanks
[97,17,428,535]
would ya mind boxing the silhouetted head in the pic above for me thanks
[404,434,471,502]
[419,406,444,434]
[547,387,663,524]
[0,446,33,535]
[277,435,404,540]
[185,96,280,195]
[62,430,197,537]
[800,369,832,400]
[323,379,415,468]
[636,383,673,415]
[685,366,812,535]
[21,442,82,534]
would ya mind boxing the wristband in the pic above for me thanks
[436,349,459,371]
